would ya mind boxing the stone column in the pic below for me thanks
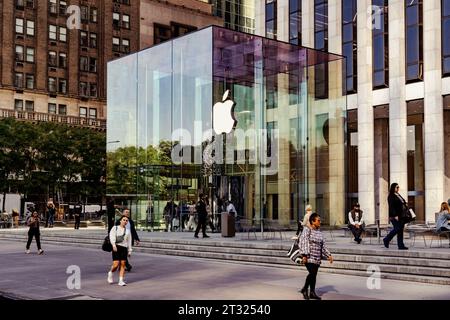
[254,0,266,36]
[302,0,314,47]
[423,0,444,222]
[388,0,408,200]
[357,0,375,224]
[278,0,289,42]
[327,0,345,226]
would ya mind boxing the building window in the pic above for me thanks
[16,18,24,34]
[26,47,34,63]
[49,51,57,66]
[266,75,278,109]
[59,53,67,68]
[79,107,87,117]
[113,37,121,51]
[15,45,24,61]
[49,0,57,14]
[171,22,196,38]
[154,24,171,44]
[49,25,57,40]
[405,0,423,82]
[315,0,328,99]
[373,0,389,88]
[16,0,25,9]
[90,8,98,23]
[79,82,88,96]
[113,12,120,28]
[58,104,67,115]
[80,31,88,47]
[122,14,130,29]
[25,100,34,112]
[48,77,57,92]
[90,83,97,97]
[26,74,34,89]
[443,0,450,76]
[122,39,130,53]
[58,79,67,94]
[59,26,67,42]
[89,57,97,73]
[48,103,57,114]
[80,56,88,71]
[80,6,88,21]
[90,33,97,48]
[26,0,34,8]
[342,0,357,94]
[289,0,302,45]
[265,0,277,39]
[89,108,97,119]
[14,99,23,111]
[59,0,67,15]
[15,73,24,88]
[26,20,35,36]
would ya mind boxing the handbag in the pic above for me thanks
[102,235,112,252]
[287,238,302,265]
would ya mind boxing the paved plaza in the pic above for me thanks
[0,236,449,300]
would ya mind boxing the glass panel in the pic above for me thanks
[443,19,450,55]
[406,27,419,62]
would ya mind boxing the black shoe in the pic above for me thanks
[398,246,409,250]
[357,239,362,244]
[299,288,309,300]
[194,234,199,238]
[383,238,389,248]
[203,235,210,238]
[125,265,132,272]
[309,291,321,300]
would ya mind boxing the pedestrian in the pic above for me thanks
[108,215,132,286]
[26,211,44,255]
[436,202,450,232]
[205,197,215,233]
[163,198,177,232]
[383,183,409,250]
[46,200,56,228]
[12,209,19,228]
[299,213,333,300]
[302,205,313,229]
[106,197,116,233]
[194,194,209,238]
[187,201,197,231]
[74,202,82,230]
[115,209,140,272]
[348,202,364,244]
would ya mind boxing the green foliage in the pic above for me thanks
[0,118,106,203]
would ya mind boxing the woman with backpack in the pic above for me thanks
[107,215,132,286]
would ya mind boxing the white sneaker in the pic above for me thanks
[107,271,113,284]
[26,249,30,254]
[118,280,127,286]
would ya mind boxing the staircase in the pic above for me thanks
[1,231,449,286]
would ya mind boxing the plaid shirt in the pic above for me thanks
[299,227,331,265]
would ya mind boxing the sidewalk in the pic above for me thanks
[1,240,449,300]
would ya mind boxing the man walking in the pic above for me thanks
[194,194,209,238]
[116,209,140,271]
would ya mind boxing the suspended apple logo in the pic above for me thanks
[213,90,237,135]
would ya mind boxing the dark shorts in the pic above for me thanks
[112,245,128,261]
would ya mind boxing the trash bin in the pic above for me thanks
[221,212,235,237]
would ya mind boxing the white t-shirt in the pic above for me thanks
[226,203,237,216]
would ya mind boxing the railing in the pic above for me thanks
[0,108,106,130]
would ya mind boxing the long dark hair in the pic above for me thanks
[389,183,398,195]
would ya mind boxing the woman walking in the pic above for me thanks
[26,211,44,255]
[383,183,409,250]
[436,202,450,232]
[107,215,132,286]
[299,213,333,300]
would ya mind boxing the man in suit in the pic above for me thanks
[116,209,140,271]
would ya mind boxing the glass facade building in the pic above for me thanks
[107,26,346,229]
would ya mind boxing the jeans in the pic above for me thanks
[349,225,363,240]
[48,214,54,226]
[384,218,406,248]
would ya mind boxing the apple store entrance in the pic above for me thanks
[107,26,347,231]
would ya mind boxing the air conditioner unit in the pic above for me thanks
[15,62,24,68]
[16,35,24,40]
[50,41,57,46]
[81,47,88,52]
[49,67,57,72]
